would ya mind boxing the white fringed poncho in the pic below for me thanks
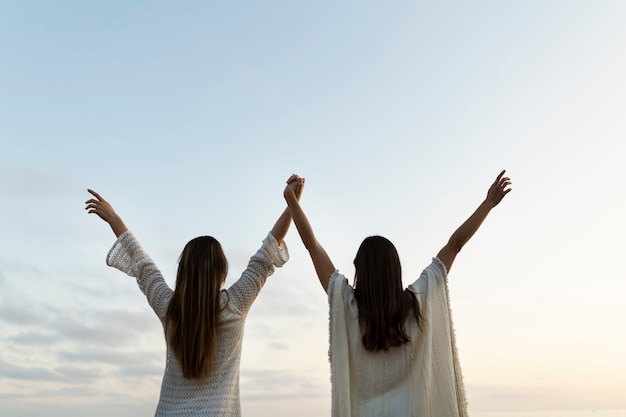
[328,257,468,417]
[106,231,288,417]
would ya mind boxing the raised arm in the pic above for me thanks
[284,175,335,293]
[85,189,129,237]
[270,174,305,243]
[436,170,512,273]
[86,190,172,319]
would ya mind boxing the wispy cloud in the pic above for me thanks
[0,301,48,325]
[0,358,60,382]
[9,331,62,346]
[241,368,328,401]
[0,294,164,388]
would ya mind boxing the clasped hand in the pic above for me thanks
[284,174,305,201]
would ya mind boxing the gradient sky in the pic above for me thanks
[1,1,625,416]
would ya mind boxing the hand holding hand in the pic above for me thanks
[284,174,305,202]
[85,189,128,237]
[486,170,512,208]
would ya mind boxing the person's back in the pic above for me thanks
[154,291,251,415]
[329,256,466,417]
[152,244,286,416]
[105,228,289,416]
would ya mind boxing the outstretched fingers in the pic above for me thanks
[85,190,102,211]
[501,179,512,194]
[84,189,116,220]
[84,190,128,237]
[85,190,105,211]
[85,202,97,214]
[494,170,512,188]
[498,172,512,193]
[486,170,513,206]
[87,189,103,200]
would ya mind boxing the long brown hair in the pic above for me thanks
[353,236,421,352]
[165,236,228,379]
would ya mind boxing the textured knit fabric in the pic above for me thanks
[328,257,468,417]
[106,231,289,417]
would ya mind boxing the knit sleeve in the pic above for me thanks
[106,231,173,321]
[226,232,289,315]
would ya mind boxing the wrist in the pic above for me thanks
[482,198,496,210]
[110,216,128,237]
[285,192,298,205]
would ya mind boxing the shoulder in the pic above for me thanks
[328,271,352,300]
[407,257,448,294]
[328,271,360,316]
[429,257,448,278]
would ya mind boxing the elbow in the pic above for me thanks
[448,237,464,254]
[304,241,318,253]
[304,240,323,255]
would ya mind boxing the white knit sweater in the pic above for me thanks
[328,257,468,417]
[106,231,289,417]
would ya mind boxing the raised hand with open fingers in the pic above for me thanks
[85,189,128,237]
[486,170,512,208]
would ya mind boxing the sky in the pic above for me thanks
[1,1,625,416]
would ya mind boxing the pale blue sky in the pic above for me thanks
[1,1,625,416]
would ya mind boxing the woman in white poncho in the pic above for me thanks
[283,171,512,417]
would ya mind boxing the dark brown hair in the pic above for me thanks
[165,236,228,379]
[353,236,422,352]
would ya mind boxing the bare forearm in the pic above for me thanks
[450,169,512,248]
[285,192,335,291]
[437,170,511,272]
[271,207,292,244]
[448,199,493,251]
[285,194,319,251]
[109,215,129,238]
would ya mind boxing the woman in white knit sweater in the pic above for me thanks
[85,177,302,417]
[283,171,512,417]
